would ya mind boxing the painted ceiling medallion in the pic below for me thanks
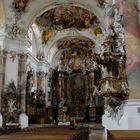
[36,6,99,31]
[57,38,95,49]
[12,0,29,13]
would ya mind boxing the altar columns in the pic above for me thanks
[58,73,65,98]
[45,74,50,107]
[89,72,95,95]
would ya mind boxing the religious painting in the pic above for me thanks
[68,73,87,118]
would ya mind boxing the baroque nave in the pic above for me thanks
[0,0,140,140]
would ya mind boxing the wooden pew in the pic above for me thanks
[107,130,140,140]
[0,127,83,140]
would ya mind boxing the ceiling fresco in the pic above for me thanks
[35,6,99,31]
[116,0,140,98]
[115,0,140,72]
[57,37,95,49]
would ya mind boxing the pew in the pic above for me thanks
[107,130,140,140]
[0,127,89,140]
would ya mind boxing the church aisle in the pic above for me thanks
[89,129,104,140]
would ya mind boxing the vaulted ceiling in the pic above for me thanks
[0,0,111,66]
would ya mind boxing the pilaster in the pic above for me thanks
[0,49,6,111]
[18,53,28,113]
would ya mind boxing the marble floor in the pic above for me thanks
[89,129,104,140]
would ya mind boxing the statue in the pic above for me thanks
[62,106,67,122]
[101,65,108,78]
[70,118,76,129]
[8,99,17,113]
[58,59,64,71]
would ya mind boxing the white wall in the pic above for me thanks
[102,99,140,140]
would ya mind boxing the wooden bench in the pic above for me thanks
[107,130,140,140]
[0,127,87,140]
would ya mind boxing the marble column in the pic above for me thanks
[58,73,64,99]
[89,72,95,95]
[67,77,70,97]
[0,50,7,128]
[58,74,62,99]
[45,73,49,107]
[0,50,4,112]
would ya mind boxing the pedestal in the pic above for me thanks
[102,99,140,140]
[0,113,2,127]
[19,113,28,129]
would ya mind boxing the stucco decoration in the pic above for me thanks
[36,5,99,31]
[7,24,21,39]
[6,23,27,39]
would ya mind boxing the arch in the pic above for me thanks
[45,32,97,67]
[44,29,99,59]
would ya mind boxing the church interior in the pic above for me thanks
[0,0,140,139]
